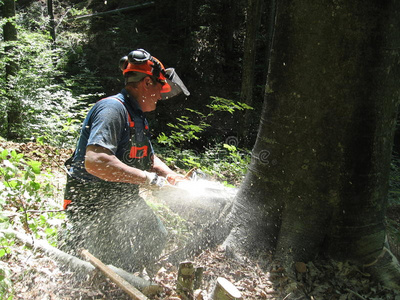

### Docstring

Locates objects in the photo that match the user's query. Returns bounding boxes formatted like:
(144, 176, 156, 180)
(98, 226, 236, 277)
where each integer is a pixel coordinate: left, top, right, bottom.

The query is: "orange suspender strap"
(99, 96, 135, 128)
(102, 97, 149, 159)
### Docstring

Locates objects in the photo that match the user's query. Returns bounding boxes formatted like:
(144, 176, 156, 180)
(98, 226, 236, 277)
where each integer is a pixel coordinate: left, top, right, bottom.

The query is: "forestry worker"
(61, 48, 190, 274)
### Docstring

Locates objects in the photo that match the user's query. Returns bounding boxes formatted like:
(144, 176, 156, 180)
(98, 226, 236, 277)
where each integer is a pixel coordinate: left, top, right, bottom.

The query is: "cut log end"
(212, 277, 242, 300)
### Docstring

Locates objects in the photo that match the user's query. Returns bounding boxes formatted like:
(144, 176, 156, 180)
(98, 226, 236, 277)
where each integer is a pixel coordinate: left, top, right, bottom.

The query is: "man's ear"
(142, 76, 152, 89)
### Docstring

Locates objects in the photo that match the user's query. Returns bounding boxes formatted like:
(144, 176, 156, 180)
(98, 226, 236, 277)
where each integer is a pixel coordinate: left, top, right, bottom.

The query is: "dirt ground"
(1, 140, 400, 299)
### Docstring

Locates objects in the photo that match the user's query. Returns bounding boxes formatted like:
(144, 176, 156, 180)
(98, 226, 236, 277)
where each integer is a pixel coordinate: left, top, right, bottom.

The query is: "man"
(62, 49, 190, 274)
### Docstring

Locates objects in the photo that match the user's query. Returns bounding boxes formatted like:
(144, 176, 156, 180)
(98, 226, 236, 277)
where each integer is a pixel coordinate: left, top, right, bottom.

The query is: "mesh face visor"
(161, 68, 190, 100)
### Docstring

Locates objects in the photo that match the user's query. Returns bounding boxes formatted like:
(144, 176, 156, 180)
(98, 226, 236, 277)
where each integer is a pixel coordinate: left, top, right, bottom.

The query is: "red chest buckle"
(129, 145, 148, 159)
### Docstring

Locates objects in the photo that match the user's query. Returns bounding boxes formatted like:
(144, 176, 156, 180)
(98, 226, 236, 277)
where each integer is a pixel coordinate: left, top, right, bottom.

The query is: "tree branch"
(68, 2, 155, 21)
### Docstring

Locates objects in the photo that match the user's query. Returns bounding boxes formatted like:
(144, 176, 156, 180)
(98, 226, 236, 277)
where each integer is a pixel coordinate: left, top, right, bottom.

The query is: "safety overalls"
(61, 94, 167, 273)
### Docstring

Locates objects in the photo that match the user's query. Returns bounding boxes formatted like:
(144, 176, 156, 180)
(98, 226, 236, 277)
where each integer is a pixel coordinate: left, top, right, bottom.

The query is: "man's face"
(138, 78, 163, 112)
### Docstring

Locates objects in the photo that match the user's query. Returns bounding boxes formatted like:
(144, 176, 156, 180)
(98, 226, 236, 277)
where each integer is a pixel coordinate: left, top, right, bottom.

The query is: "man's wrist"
(143, 171, 166, 187)
(144, 171, 156, 185)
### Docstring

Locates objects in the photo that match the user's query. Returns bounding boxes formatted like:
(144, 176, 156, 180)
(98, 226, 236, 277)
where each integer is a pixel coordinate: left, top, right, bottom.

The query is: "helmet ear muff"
(119, 56, 128, 71)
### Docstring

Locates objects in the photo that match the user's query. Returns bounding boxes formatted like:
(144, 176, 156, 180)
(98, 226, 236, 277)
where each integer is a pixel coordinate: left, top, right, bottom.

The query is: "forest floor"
(1, 140, 400, 300)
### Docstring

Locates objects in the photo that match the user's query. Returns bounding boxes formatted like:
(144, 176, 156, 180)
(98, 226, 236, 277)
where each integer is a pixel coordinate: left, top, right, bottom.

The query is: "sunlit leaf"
(27, 160, 41, 174)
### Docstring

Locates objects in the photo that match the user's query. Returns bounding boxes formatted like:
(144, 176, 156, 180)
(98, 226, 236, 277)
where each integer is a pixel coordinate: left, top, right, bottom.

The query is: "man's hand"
(166, 173, 186, 186)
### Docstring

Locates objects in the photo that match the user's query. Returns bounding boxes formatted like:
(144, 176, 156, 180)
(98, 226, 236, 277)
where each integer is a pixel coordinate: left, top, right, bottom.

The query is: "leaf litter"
(6, 242, 400, 299)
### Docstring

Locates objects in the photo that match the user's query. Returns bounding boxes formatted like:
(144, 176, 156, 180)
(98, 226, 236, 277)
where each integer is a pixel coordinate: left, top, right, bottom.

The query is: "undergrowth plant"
(157, 96, 252, 149)
(146, 200, 193, 252)
(0, 148, 64, 298)
(156, 96, 252, 185)
(0, 148, 63, 241)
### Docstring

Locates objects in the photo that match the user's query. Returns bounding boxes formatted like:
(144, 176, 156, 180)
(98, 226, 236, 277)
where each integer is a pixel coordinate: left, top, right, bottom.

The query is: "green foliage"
(0, 260, 13, 299)
(156, 141, 250, 186)
(0, 2, 98, 147)
(0, 224, 14, 298)
(157, 109, 210, 147)
(208, 96, 253, 114)
(155, 96, 252, 184)
(201, 143, 251, 184)
(0, 147, 64, 298)
(157, 96, 252, 148)
(0, 146, 65, 297)
(0, 148, 63, 239)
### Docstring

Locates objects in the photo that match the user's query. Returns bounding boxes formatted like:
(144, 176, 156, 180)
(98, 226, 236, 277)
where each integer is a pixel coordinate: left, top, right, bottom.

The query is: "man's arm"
(151, 155, 176, 177)
(85, 145, 183, 186)
(85, 145, 147, 184)
(151, 155, 187, 185)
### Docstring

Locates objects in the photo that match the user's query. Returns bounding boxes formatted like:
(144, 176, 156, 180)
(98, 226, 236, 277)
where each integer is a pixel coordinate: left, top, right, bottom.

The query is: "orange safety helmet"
(119, 49, 190, 100)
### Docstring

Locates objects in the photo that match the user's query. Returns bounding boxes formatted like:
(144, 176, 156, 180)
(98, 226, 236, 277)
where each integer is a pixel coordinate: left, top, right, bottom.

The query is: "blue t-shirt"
(69, 89, 154, 181)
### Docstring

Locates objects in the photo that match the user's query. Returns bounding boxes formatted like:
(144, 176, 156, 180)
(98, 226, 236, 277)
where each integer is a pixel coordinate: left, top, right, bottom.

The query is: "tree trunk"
(238, 0, 264, 146)
(47, 0, 56, 42)
(3, 0, 17, 78)
(225, 0, 400, 289)
(3, 0, 22, 140)
(220, 0, 237, 63)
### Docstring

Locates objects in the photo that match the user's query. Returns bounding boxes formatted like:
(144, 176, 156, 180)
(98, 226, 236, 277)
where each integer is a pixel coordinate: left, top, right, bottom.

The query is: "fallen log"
(0, 229, 158, 295)
(82, 249, 148, 300)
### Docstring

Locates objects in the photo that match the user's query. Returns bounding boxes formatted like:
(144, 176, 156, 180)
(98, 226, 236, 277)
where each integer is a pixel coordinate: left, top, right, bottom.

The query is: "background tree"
(47, 0, 56, 42)
(72, 0, 252, 144)
(2, 0, 21, 139)
(224, 0, 400, 288)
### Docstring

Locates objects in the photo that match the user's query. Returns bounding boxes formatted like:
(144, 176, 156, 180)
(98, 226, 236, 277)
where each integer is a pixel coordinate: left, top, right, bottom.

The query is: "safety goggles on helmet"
(119, 49, 190, 100)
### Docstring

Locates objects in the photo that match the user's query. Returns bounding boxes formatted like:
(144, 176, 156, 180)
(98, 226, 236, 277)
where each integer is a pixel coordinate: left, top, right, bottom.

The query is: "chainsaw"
(152, 168, 237, 222)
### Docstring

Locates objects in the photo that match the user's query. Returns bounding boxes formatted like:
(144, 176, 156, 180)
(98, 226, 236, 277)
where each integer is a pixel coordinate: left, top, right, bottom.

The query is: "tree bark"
(3, 0, 17, 78)
(238, 0, 264, 145)
(225, 0, 400, 289)
(393, 106, 400, 157)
